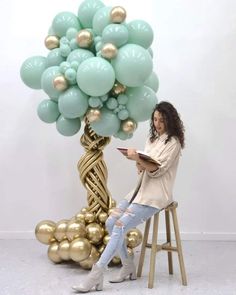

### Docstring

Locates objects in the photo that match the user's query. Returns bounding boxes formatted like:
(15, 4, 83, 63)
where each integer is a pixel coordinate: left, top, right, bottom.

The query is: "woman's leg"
(97, 203, 160, 268)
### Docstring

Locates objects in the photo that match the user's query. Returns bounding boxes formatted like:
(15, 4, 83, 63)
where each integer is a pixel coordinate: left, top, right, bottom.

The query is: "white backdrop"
(0, 0, 236, 240)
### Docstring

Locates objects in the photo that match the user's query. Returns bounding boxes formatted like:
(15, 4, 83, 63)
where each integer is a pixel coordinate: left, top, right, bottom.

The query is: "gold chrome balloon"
(75, 213, 85, 223)
(81, 207, 88, 214)
(86, 223, 104, 245)
(53, 75, 68, 91)
(111, 199, 117, 207)
(108, 207, 116, 216)
(35, 220, 56, 245)
(86, 109, 101, 123)
(48, 242, 62, 263)
(84, 212, 95, 224)
(121, 119, 137, 134)
(76, 29, 93, 48)
(111, 82, 126, 96)
(69, 237, 92, 262)
(44, 35, 60, 50)
(103, 234, 110, 245)
(66, 220, 86, 241)
(98, 212, 108, 223)
(54, 219, 69, 242)
(58, 240, 71, 261)
(110, 6, 126, 23)
(97, 244, 106, 254)
(127, 247, 134, 257)
(111, 256, 121, 265)
(101, 43, 118, 59)
(126, 228, 142, 248)
(79, 246, 100, 270)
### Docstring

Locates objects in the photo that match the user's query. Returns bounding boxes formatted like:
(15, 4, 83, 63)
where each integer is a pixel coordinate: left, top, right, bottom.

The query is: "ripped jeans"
(96, 199, 160, 268)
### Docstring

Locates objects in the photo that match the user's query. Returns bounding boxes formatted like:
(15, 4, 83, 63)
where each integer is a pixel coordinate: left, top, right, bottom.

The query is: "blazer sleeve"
(146, 139, 181, 178)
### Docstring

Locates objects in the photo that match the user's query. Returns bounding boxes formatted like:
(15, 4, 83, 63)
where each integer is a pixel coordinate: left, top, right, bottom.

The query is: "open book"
(117, 147, 159, 164)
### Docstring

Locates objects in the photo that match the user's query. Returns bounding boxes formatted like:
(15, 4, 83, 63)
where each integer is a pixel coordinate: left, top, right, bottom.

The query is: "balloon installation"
(21, 0, 159, 269)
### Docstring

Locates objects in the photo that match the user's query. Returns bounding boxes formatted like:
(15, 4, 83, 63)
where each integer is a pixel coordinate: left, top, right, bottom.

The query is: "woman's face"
(153, 111, 166, 135)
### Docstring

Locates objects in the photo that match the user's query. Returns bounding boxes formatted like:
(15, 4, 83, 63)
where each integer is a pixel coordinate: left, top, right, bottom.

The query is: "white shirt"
(124, 133, 182, 209)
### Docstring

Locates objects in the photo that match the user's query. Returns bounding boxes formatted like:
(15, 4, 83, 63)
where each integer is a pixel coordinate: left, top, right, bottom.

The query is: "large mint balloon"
(102, 24, 129, 48)
(77, 57, 115, 96)
(37, 99, 60, 123)
(126, 20, 154, 49)
(46, 49, 65, 67)
(20, 56, 47, 89)
(56, 115, 81, 136)
(114, 130, 133, 140)
(92, 6, 112, 36)
(144, 72, 159, 93)
(78, 0, 104, 28)
(41, 66, 61, 99)
(58, 86, 89, 119)
(67, 49, 94, 64)
(52, 12, 81, 37)
(126, 86, 157, 122)
(90, 108, 120, 136)
(111, 44, 153, 87)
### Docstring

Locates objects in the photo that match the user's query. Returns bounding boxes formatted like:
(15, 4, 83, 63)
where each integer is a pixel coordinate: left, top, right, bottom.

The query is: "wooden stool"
(137, 201, 187, 288)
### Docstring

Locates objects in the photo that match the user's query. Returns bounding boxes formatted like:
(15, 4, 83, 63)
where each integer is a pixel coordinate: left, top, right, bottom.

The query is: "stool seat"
(137, 201, 187, 288)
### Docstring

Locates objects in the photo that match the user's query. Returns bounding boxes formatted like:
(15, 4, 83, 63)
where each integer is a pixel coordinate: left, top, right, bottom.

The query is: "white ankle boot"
(109, 256, 137, 283)
(72, 263, 104, 293)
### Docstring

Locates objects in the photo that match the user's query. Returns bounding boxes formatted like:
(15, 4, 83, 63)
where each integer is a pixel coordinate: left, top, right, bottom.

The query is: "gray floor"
(0, 240, 236, 295)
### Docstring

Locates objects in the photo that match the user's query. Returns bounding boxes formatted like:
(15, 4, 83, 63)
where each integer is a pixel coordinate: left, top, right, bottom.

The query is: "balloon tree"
(20, 0, 159, 268)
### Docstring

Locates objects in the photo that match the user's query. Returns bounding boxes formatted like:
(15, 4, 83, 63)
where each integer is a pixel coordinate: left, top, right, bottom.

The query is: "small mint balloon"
(77, 57, 115, 96)
(46, 49, 65, 67)
(56, 115, 81, 136)
(115, 130, 133, 140)
(144, 72, 159, 93)
(20, 56, 47, 89)
(78, 0, 104, 28)
(58, 86, 88, 119)
(111, 44, 153, 87)
(88, 96, 101, 108)
(92, 6, 112, 36)
(52, 12, 81, 38)
(102, 24, 129, 48)
(126, 20, 154, 49)
(65, 68, 77, 81)
(106, 97, 118, 110)
(37, 99, 60, 123)
(126, 86, 158, 122)
(41, 66, 61, 99)
(66, 28, 78, 40)
(118, 109, 129, 120)
(117, 94, 128, 105)
(90, 108, 120, 136)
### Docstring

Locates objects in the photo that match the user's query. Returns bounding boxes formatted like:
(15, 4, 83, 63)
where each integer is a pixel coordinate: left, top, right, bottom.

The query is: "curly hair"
(149, 101, 185, 148)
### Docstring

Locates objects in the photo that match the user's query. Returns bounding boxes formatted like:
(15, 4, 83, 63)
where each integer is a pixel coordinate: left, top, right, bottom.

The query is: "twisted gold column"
(78, 122, 113, 216)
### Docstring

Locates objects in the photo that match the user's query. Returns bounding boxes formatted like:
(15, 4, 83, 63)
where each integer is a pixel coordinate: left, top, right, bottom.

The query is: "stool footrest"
(146, 242, 178, 252)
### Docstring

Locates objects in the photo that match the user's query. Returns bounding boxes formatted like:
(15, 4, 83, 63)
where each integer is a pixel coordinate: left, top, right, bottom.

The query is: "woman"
(72, 101, 185, 293)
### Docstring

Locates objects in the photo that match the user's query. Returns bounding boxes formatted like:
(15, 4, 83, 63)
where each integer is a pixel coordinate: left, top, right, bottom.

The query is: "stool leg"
(137, 218, 151, 277)
(171, 208, 187, 286)
(165, 210, 173, 274)
(148, 213, 159, 289)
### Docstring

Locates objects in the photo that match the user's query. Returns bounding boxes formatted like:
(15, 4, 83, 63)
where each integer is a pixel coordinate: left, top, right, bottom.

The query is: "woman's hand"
(126, 148, 140, 161)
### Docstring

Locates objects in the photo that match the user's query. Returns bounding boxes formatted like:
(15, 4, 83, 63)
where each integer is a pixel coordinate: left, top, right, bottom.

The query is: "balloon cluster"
(20, 0, 159, 140)
(35, 202, 142, 269)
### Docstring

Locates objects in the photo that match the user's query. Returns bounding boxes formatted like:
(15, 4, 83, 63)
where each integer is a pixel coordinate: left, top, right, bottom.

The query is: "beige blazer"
(124, 133, 182, 209)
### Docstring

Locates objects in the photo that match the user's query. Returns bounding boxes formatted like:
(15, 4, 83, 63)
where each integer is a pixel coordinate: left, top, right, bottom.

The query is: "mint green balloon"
(102, 24, 129, 48)
(37, 99, 60, 123)
(114, 130, 133, 140)
(144, 72, 159, 93)
(77, 57, 115, 96)
(52, 12, 81, 37)
(41, 66, 61, 99)
(67, 49, 94, 64)
(126, 20, 154, 49)
(90, 108, 120, 136)
(148, 47, 153, 58)
(20, 56, 47, 89)
(58, 86, 89, 119)
(56, 115, 81, 136)
(111, 44, 153, 87)
(46, 49, 65, 67)
(126, 86, 158, 122)
(78, 0, 104, 28)
(92, 6, 112, 35)
(66, 28, 78, 40)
